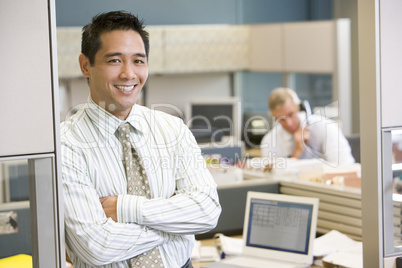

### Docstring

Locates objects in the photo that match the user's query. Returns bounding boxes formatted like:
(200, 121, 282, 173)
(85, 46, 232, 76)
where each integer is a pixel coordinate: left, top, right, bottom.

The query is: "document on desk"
(313, 229, 360, 257)
(217, 234, 243, 256)
(314, 230, 362, 268)
(322, 243, 363, 268)
(192, 240, 220, 262)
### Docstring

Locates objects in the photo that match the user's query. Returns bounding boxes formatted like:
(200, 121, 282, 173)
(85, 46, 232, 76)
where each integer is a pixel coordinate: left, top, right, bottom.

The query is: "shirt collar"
(85, 97, 149, 140)
(125, 104, 150, 135)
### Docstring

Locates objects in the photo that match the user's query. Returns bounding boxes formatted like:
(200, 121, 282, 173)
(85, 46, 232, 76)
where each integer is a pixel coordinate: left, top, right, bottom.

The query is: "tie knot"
(117, 123, 131, 142)
(118, 123, 130, 133)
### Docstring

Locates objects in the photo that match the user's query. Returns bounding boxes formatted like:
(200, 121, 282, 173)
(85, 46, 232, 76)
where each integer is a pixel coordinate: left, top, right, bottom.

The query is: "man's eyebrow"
(104, 52, 122, 58)
(135, 52, 147, 58)
(104, 52, 146, 58)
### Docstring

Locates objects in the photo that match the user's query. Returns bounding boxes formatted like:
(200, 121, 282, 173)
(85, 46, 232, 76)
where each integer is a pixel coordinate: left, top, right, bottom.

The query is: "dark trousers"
(181, 258, 193, 268)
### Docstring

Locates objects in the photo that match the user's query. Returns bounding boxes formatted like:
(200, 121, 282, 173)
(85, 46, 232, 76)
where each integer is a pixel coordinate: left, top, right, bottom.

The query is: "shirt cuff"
(117, 194, 145, 224)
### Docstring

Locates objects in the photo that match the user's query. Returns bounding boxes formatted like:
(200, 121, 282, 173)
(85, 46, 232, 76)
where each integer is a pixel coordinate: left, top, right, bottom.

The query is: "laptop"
(203, 191, 319, 268)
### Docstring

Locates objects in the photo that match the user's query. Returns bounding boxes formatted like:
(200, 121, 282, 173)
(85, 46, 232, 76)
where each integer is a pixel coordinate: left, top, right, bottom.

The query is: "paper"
(313, 230, 363, 268)
(313, 229, 360, 257)
(322, 243, 363, 268)
(191, 240, 202, 260)
(191, 241, 220, 262)
(218, 234, 243, 256)
(199, 246, 220, 262)
(0, 211, 18, 234)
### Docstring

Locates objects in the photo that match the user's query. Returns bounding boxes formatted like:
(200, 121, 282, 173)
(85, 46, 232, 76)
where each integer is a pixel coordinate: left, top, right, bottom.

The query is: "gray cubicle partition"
(196, 181, 279, 239)
(0, 0, 63, 266)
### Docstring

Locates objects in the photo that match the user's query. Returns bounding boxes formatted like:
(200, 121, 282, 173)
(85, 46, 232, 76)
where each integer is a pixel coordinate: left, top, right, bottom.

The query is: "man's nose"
(284, 116, 293, 126)
(120, 63, 136, 80)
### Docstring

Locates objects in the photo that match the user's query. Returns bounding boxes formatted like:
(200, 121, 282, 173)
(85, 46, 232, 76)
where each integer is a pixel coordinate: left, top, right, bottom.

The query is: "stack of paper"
(191, 240, 220, 262)
(218, 234, 243, 256)
(314, 230, 363, 268)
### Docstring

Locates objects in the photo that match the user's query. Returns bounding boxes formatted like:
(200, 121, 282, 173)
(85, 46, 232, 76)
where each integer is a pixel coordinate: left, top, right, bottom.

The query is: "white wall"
(145, 73, 232, 119)
(59, 73, 232, 121)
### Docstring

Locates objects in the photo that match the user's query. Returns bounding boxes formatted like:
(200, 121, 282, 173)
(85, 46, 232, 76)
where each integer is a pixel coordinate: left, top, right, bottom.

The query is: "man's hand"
(302, 125, 310, 145)
(291, 126, 310, 159)
(100, 196, 118, 222)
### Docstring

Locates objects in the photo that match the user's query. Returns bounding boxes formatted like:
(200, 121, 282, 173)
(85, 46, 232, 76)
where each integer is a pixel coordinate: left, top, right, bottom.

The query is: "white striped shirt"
(60, 98, 221, 267)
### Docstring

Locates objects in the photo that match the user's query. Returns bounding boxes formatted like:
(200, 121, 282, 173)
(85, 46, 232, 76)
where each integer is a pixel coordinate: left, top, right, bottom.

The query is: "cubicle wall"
(0, 0, 63, 266)
(280, 181, 362, 241)
(196, 181, 279, 239)
(358, 0, 402, 266)
(204, 177, 364, 242)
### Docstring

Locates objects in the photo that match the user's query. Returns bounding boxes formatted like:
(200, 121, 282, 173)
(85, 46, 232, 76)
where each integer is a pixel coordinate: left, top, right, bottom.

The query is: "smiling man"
(61, 11, 221, 268)
(79, 28, 148, 119)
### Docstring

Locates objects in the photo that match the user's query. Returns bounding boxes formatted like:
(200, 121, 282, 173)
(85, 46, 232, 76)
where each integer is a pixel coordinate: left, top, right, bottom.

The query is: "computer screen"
(246, 197, 314, 255)
(186, 97, 241, 143)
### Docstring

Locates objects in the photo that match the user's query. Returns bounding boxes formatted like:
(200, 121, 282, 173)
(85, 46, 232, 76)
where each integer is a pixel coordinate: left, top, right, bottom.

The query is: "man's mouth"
(115, 85, 135, 92)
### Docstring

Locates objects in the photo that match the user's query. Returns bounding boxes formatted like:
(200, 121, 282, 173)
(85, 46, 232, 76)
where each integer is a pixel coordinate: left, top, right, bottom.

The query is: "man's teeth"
(115, 85, 134, 91)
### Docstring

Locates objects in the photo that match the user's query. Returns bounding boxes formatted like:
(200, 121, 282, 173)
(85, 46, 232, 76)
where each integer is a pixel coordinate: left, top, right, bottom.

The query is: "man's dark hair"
(81, 10, 150, 65)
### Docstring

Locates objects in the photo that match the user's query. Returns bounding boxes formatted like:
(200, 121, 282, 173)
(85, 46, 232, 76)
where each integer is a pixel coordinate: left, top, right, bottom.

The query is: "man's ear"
(79, 53, 91, 77)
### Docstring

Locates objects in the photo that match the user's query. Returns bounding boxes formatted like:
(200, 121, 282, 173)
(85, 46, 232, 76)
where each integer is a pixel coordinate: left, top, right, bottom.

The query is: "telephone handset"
(299, 100, 312, 124)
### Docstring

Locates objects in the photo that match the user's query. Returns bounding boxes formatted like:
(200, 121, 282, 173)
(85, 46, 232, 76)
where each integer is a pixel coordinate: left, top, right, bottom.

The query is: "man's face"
(272, 98, 301, 134)
(79, 30, 148, 119)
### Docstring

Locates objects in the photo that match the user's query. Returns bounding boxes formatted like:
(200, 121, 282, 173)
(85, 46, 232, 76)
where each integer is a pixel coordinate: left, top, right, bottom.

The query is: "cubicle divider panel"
(196, 181, 279, 240)
(279, 181, 362, 241)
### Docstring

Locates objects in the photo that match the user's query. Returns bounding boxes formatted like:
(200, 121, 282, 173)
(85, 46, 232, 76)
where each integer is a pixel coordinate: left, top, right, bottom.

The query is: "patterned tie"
(117, 123, 164, 268)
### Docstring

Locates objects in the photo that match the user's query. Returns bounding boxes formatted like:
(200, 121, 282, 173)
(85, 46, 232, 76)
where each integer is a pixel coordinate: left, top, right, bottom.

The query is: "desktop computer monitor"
(185, 97, 242, 144)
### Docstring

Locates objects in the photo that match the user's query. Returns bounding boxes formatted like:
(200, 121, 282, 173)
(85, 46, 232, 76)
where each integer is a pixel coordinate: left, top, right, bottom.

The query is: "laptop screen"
(246, 197, 314, 255)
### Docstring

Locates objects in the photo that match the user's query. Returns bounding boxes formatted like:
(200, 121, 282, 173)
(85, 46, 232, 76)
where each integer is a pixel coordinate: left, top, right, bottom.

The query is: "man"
(61, 11, 221, 267)
(260, 87, 355, 165)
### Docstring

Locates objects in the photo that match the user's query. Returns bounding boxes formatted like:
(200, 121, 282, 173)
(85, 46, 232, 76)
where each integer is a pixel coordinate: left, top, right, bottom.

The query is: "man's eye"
(277, 116, 285, 122)
(134, 59, 145, 64)
(109, 59, 120, 63)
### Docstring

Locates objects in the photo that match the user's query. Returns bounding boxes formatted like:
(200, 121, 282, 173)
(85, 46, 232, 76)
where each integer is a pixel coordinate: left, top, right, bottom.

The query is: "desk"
(192, 236, 324, 268)
(205, 159, 363, 241)
(192, 236, 227, 268)
(244, 147, 262, 158)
